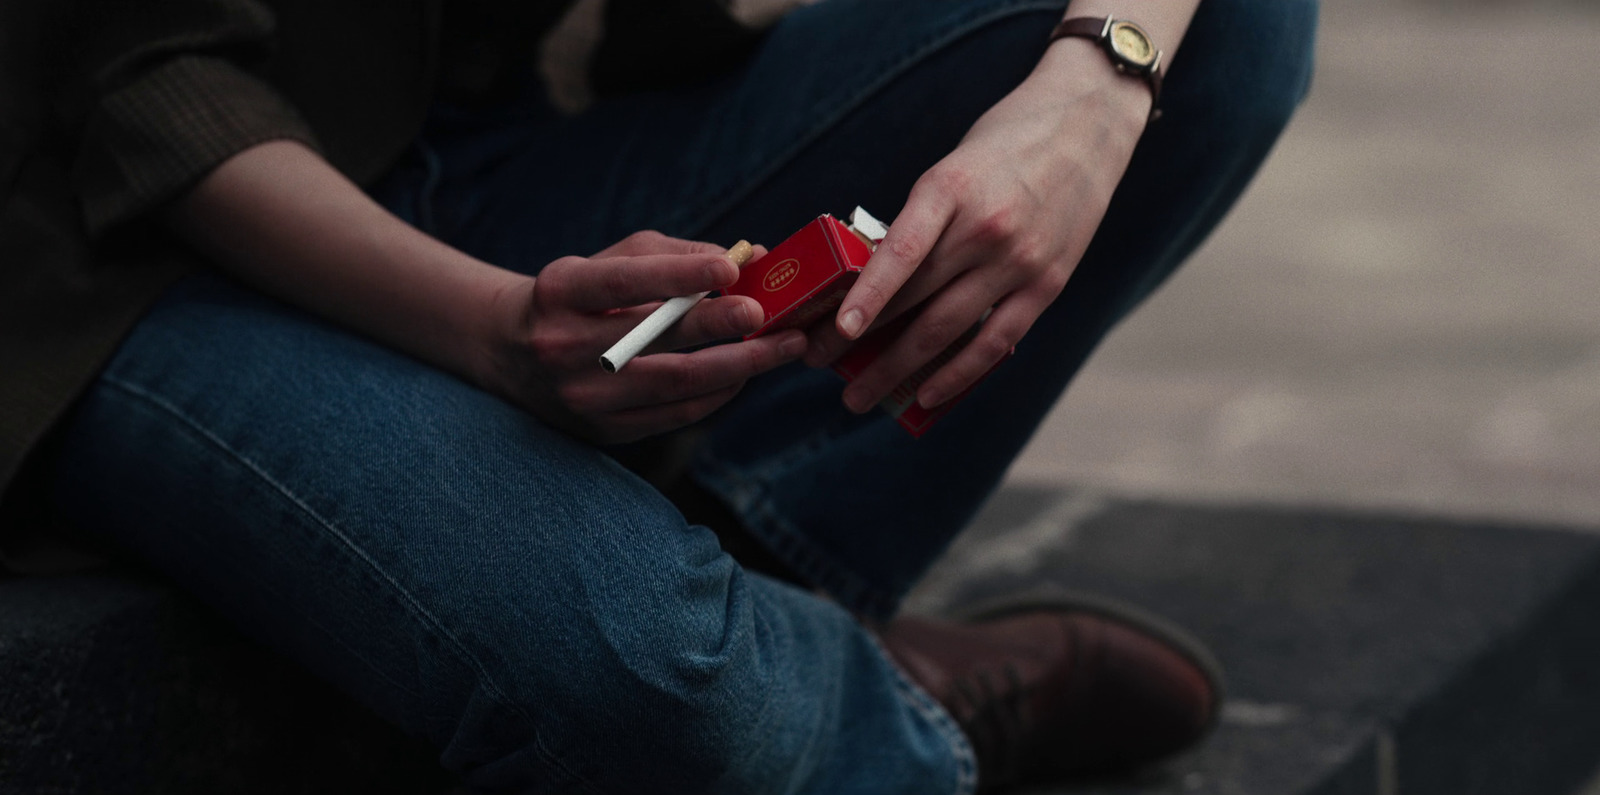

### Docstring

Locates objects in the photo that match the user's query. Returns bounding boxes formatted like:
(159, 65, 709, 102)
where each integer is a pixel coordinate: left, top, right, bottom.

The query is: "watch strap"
(1049, 16, 1164, 121)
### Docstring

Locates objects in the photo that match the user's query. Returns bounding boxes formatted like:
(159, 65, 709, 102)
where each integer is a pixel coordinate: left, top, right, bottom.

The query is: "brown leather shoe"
(878, 592, 1222, 792)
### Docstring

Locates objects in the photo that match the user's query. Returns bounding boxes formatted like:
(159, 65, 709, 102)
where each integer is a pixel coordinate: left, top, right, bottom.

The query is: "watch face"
(1108, 21, 1157, 70)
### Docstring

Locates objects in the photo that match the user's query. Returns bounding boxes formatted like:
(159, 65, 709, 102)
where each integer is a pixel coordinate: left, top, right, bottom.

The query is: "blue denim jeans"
(51, 0, 1316, 792)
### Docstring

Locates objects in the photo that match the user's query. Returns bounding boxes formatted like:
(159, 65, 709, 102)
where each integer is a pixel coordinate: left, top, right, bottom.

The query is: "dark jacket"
(0, 0, 763, 543)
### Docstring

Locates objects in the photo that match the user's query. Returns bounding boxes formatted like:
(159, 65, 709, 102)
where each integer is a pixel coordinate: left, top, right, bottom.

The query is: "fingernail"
(711, 258, 738, 285)
(839, 309, 865, 339)
(918, 388, 945, 409)
(843, 385, 872, 414)
(742, 302, 763, 330)
(780, 333, 807, 357)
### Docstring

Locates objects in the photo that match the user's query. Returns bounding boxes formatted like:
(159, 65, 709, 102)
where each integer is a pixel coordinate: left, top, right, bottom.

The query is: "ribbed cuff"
(71, 54, 320, 237)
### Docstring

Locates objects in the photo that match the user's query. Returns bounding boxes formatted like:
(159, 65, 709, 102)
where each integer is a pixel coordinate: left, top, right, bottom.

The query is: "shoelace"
(950, 663, 1030, 789)
(950, 618, 1088, 791)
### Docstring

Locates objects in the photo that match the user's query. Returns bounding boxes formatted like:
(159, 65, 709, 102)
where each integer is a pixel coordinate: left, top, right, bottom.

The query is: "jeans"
(50, 0, 1316, 792)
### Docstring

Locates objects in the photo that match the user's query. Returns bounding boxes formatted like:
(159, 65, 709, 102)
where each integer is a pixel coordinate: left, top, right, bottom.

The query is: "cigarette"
(600, 240, 755, 373)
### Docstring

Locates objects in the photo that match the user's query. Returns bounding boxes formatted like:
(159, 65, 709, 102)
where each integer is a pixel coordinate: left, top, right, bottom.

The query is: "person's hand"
(480, 230, 805, 444)
(803, 40, 1153, 413)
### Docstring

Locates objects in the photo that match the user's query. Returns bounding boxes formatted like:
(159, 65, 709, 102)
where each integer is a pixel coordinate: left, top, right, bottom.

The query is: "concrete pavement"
(1008, 2, 1600, 530)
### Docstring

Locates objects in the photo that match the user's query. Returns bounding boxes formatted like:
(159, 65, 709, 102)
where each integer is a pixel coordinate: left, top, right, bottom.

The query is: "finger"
(592, 230, 727, 258)
(597, 331, 807, 412)
(801, 319, 854, 369)
(600, 385, 744, 443)
(642, 295, 764, 353)
(837, 272, 1003, 414)
(802, 231, 973, 369)
(587, 295, 762, 372)
(546, 253, 740, 313)
(801, 249, 950, 369)
(833, 179, 957, 341)
(913, 291, 1043, 410)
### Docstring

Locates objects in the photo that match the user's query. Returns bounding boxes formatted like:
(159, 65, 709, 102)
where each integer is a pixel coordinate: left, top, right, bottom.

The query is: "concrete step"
(4, 491, 1599, 793)
(908, 488, 1600, 795)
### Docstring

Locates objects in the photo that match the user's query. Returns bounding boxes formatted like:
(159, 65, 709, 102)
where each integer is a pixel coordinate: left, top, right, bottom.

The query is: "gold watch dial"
(1108, 21, 1156, 69)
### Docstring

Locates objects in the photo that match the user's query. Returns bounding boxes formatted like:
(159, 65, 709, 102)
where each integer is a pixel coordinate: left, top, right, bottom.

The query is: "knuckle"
(538, 258, 588, 305)
(547, 255, 587, 281)
(533, 275, 569, 309)
(554, 380, 591, 409)
(1036, 263, 1071, 295)
(1008, 231, 1052, 273)
(527, 328, 561, 360)
(601, 267, 636, 303)
(667, 359, 708, 396)
(855, 280, 896, 313)
(627, 229, 665, 246)
(970, 208, 1019, 245)
(915, 315, 965, 354)
(971, 330, 1014, 363)
(748, 342, 777, 373)
(923, 163, 972, 197)
(529, 327, 583, 364)
(884, 234, 924, 266)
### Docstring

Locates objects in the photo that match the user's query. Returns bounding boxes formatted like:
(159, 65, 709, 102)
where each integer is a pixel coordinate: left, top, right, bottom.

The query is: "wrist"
(466, 267, 538, 396)
(1033, 37, 1152, 134)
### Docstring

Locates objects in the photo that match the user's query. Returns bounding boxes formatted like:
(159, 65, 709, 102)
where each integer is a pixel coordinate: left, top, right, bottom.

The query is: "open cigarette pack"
(725, 208, 1009, 438)
(725, 212, 873, 337)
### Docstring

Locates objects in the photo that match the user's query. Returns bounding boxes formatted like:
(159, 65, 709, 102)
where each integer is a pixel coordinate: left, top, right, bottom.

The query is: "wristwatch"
(1048, 15, 1164, 121)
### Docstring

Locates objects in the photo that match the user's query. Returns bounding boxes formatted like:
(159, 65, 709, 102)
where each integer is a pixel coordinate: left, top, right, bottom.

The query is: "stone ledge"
(910, 489, 1600, 795)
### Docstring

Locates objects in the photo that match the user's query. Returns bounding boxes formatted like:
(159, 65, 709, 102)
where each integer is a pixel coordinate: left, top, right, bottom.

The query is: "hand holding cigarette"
(601, 240, 755, 372)
(480, 231, 805, 445)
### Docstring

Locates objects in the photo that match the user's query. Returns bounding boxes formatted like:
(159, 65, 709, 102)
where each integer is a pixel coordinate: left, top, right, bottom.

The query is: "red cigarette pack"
(727, 213, 1006, 437)
(726, 215, 872, 337)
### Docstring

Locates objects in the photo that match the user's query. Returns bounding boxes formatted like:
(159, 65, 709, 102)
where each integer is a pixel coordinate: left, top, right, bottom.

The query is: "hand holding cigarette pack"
(724, 207, 1011, 438)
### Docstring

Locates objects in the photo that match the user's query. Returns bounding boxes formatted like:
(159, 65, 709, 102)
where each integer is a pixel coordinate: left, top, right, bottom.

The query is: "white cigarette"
(600, 240, 755, 373)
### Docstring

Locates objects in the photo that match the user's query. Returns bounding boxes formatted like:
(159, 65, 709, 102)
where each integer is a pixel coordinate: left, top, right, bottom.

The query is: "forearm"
(164, 139, 523, 385)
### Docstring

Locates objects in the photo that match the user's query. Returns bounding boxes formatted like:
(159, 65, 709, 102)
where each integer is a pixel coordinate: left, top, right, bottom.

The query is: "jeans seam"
(681, 0, 1067, 239)
(99, 372, 605, 795)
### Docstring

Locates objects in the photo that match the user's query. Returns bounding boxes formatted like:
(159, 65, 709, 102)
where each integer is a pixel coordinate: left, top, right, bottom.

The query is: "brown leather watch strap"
(1049, 16, 1164, 121)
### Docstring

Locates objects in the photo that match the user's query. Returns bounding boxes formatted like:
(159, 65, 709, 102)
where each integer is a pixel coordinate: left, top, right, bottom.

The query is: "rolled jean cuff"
(867, 632, 981, 795)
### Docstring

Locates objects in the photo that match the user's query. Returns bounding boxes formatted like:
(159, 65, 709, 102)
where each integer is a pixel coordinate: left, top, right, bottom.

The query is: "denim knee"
(463, 535, 782, 792)
(600, 572, 773, 782)
(1172, 0, 1318, 148)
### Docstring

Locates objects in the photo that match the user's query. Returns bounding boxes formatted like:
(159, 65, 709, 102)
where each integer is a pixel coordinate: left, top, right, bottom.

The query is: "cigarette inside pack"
(727, 208, 1009, 438)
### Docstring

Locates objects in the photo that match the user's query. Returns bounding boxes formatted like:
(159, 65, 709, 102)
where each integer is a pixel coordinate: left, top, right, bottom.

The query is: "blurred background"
(1008, 0, 1600, 531)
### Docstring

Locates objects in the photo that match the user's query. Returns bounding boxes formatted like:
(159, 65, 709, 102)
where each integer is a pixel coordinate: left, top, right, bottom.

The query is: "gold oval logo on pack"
(763, 259, 800, 292)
